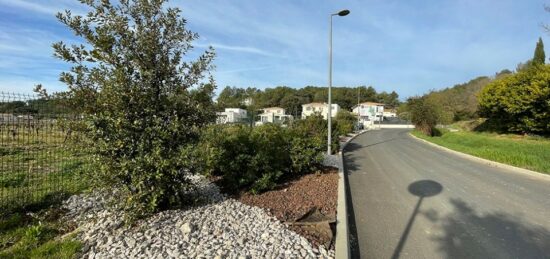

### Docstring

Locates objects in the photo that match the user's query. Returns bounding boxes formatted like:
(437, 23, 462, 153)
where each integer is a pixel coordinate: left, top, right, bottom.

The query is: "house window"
(306, 107, 311, 111)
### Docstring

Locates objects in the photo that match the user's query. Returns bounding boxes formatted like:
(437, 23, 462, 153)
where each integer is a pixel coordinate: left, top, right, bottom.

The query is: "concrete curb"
(408, 132, 550, 181)
(335, 130, 369, 259)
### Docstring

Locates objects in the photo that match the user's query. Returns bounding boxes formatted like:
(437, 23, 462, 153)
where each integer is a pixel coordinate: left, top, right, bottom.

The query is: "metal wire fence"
(0, 92, 89, 212)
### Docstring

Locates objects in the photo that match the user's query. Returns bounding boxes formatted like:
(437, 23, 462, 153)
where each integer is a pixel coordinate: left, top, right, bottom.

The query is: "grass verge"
(411, 129, 550, 174)
(0, 127, 90, 258)
(0, 208, 81, 259)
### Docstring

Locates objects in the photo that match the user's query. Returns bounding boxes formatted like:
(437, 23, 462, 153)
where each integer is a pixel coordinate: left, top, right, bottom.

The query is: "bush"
(291, 114, 340, 154)
(249, 125, 291, 192)
(288, 116, 329, 174)
(478, 65, 550, 134)
(408, 96, 440, 136)
(335, 110, 358, 135)
(193, 124, 289, 194)
(192, 117, 330, 194)
(49, 0, 217, 219)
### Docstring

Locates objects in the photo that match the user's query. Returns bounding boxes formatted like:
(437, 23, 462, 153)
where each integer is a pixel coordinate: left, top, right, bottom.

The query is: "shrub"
(193, 124, 290, 193)
(49, 0, 217, 219)
(408, 96, 440, 136)
(192, 118, 330, 194)
(288, 115, 332, 174)
(335, 110, 357, 135)
(249, 124, 291, 193)
(478, 65, 550, 134)
(291, 114, 339, 154)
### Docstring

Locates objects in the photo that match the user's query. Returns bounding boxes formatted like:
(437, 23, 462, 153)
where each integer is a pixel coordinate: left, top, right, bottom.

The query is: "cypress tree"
(533, 37, 546, 65)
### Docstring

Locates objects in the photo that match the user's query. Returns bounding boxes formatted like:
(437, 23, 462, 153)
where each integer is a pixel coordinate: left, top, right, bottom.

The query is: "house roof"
(263, 107, 284, 110)
(302, 102, 325, 107)
(302, 102, 340, 107)
(359, 102, 385, 106)
(224, 108, 246, 111)
(351, 102, 386, 110)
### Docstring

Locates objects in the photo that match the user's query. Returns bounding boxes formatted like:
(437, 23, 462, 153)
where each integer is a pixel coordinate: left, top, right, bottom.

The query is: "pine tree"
(533, 37, 546, 65)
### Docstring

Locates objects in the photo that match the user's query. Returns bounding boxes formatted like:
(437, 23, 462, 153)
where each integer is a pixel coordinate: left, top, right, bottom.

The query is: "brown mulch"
(237, 167, 339, 248)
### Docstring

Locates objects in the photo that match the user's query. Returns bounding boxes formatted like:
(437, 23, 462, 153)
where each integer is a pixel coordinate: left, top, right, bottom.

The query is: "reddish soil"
(237, 167, 339, 248)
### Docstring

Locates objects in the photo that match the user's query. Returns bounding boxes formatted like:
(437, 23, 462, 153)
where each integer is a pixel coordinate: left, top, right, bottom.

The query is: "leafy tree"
(376, 91, 400, 107)
(414, 73, 509, 123)
(396, 103, 410, 120)
(478, 65, 550, 134)
(217, 86, 247, 110)
(280, 94, 306, 117)
(312, 90, 328, 103)
(257, 86, 296, 108)
(424, 91, 454, 125)
(360, 86, 377, 102)
(215, 85, 399, 114)
(51, 0, 216, 218)
(408, 96, 440, 136)
(0, 101, 31, 114)
(533, 37, 546, 65)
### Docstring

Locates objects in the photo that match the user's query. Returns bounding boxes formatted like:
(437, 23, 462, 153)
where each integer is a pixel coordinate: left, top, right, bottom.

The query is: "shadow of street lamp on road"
(392, 180, 443, 259)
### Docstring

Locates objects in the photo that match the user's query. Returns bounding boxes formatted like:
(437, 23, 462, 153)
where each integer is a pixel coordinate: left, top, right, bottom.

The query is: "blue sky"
(0, 0, 548, 99)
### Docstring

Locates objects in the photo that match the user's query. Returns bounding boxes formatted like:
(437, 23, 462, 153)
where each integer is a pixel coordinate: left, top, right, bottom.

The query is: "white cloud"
(195, 42, 277, 57)
(0, 0, 59, 15)
(0, 0, 545, 98)
(0, 0, 86, 16)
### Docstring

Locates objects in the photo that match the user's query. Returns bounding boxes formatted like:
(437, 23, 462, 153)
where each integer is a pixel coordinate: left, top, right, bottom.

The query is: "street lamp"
(327, 9, 350, 155)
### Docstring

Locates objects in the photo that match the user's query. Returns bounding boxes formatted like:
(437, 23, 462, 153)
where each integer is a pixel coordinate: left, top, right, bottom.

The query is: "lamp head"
(337, 9, 350, 16)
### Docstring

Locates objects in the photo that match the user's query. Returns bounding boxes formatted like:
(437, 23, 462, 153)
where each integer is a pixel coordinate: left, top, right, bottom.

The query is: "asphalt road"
(343, 129, 550, 259)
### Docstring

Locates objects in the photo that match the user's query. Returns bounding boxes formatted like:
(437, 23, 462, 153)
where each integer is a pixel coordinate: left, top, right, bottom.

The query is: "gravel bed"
(239, 169, 339, 248)
(63, 174, 334, 258)
(322, 154, 341, 169)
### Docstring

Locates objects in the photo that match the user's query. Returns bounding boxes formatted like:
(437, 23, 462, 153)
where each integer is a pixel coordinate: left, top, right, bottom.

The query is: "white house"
(256, 107, 293, 125)
(383, 110, 397, 118)
(262, 107, 285, 115)
(301, 103, 340, 120)
(216, 108, 248, 124)
(352, 102, 384, 127)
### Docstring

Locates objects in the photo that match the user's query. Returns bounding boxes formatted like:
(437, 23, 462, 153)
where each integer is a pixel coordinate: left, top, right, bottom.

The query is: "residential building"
(352, 102, 384, 127)
(301, 103, 340, 120)
(383, 110, 397, 118)
(256, 107, 293, 125)
(262, 107, 285, 115)
(0, 113, 17, 124)
(216, 108, 248, 124)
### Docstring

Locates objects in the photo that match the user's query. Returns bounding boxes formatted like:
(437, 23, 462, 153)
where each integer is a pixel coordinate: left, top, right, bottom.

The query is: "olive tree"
(50, 0, 216, 218)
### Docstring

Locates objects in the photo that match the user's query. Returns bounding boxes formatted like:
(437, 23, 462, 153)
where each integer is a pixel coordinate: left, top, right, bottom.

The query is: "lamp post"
(328, 9, 350, 155)
(357, 87, 361, 129)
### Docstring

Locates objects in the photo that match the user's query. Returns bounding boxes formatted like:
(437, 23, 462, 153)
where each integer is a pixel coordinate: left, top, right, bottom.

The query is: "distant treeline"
(400, 69, 513, 124)
(405, 37, 550, 135)
(0, 98, 69, 115)
(216, 85, 400, 116)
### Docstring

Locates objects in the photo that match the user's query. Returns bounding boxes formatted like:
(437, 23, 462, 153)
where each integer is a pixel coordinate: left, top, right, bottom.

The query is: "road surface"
(343, 129, 550, 259)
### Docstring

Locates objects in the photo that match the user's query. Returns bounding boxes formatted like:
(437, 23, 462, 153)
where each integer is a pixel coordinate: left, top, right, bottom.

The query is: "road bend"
(343, 129, 550, 259)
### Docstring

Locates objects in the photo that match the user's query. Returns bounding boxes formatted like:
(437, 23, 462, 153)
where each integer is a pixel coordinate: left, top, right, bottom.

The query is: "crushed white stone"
(62, 174, 335, 258)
